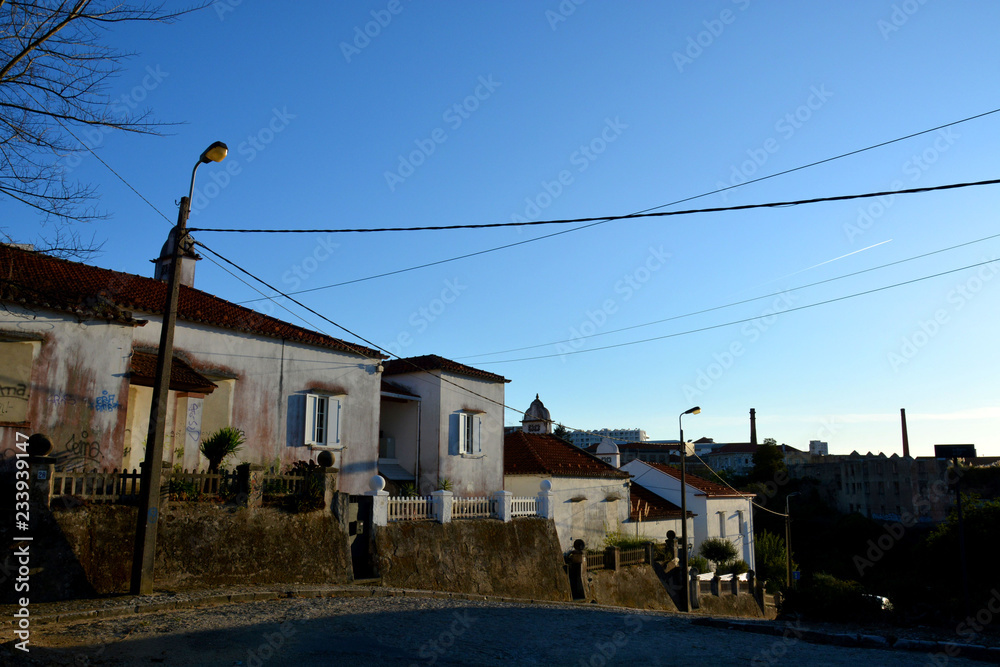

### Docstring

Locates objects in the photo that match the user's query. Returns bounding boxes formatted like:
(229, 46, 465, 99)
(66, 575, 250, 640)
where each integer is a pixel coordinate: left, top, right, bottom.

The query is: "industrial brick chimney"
(750, 408, 758, 446)
(901, 408, 910, 458)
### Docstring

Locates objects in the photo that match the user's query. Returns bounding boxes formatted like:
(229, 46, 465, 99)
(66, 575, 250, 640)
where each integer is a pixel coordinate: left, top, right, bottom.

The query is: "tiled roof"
(504, 431, 629, 479)
(630, 482, 688, 520)
(130, 351, 218, 394)
(380, 379, 420, 399)
(0, 244, 383, 358)
(383, 354, 509, 384)
(645, 461, 751, 498)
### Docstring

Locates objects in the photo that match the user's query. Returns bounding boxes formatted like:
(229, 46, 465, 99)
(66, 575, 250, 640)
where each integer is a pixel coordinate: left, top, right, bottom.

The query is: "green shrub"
(687, 555, 711, 575)
(166, 478, 199, 500)
(602, 528, 650, 550)
(200, 426, 245, 473)
(699, 537, 739, 570)
(720, 559, 750, 576)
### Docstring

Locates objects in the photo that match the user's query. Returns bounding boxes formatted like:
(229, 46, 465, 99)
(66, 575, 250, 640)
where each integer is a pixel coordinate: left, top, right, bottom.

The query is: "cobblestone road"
(7, 595, 992, 666)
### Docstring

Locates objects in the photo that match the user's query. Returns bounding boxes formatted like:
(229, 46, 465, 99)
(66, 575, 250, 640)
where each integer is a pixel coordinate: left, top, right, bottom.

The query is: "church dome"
(524, 394, 551, 422)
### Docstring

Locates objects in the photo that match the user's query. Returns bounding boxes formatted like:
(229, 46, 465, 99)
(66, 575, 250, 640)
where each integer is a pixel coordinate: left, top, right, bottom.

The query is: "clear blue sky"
(4, 1, 999, 456)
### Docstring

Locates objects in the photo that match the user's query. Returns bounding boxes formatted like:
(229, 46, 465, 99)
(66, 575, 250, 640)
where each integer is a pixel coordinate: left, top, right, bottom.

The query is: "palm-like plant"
(200, 426, 246, 473)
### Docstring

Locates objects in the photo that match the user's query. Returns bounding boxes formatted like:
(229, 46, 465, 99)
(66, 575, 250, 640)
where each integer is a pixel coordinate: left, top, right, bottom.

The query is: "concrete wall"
(505, 474, 630, 551)
(586, 565, 678, 611)
(372, 518, 571, 601)
(0, 306, 135, 470)
(0, 502, 354, 602)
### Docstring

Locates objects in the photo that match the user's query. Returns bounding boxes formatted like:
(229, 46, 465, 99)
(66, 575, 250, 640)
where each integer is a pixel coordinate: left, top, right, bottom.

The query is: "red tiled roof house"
(0, 244, 386, 493)
(622, 458, 756, 571)
(504, 430, 630, 550)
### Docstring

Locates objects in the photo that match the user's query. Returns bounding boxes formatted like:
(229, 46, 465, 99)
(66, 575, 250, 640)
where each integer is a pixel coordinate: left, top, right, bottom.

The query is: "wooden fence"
(46, 467, 307, 504)
(452, 496, 493, 519)
(387, 495, 434, 522)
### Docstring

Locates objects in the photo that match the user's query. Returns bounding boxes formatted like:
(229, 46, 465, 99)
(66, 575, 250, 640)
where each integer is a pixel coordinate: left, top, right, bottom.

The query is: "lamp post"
(678, 405, 700, 612)
(131, 141, 228, 595)
(785, 491, 800, 590)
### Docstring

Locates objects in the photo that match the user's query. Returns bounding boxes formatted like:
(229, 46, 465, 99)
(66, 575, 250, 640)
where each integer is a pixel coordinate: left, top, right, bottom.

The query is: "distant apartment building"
(585, 441, 680, 465)
(788, 452, 954, 523)
(567, 427, 648, 449)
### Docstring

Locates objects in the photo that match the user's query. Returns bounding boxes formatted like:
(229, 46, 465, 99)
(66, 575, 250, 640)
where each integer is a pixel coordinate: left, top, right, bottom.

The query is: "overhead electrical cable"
(473, 258, 1000, 365)
(191, 177, 1000, 234)
(231, 105, 1000, 303)
(457, 231, 1000, 359)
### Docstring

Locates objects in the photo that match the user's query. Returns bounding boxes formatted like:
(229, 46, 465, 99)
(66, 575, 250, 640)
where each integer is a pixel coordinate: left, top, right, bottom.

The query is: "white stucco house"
(504, 429, 631, 551)
(0, 243, 387, 493)
(379, 354, 508, 496)
(622, 459, 756, 571)
(628, 480, 693, 545)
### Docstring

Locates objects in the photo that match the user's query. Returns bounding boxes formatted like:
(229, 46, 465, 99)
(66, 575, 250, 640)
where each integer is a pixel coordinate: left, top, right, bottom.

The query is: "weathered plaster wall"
(132, 317, 382, 493)
(0, 306, 134, 470)
(0, 503, 354, 602)
(383, 371, 505, 496)
(505, 474, 630, 551)
(373, 518, 572, 601)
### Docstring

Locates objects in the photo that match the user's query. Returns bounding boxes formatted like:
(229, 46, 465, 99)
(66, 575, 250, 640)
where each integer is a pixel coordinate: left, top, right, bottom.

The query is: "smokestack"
(750, 408, 758, 446)
(901, 408, 910, 458)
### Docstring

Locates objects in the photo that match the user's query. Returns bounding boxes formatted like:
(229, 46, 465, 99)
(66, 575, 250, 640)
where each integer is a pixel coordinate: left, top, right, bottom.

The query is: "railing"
(51, 468, 141, 503)
(168, 469, 238, 497)
(619, 546, 646, 567)
(586, 550, 607, 572)
(388, 495, 434, 522)
(452, 495, 493, 519)
(510, 496, 537, 517)
(45, 467, 307, 504)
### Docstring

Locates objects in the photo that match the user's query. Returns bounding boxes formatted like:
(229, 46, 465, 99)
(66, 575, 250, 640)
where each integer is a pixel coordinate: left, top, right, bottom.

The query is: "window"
(457, 411, 481, 455)
(0, 340, 36, 423)
(718, 511, 726, 538)
(305, 393, 341, 447)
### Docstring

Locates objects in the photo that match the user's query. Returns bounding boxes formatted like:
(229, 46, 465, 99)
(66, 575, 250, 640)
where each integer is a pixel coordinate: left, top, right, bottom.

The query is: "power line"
(230, 106, 1000, 304)
(474, 257, 1000, 365)
(191, 176, 1000, 234)
(457, 231, 1000, 360)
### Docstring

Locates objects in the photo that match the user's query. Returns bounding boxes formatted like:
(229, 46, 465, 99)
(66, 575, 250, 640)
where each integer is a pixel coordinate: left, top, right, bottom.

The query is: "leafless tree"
(0, 1, 205, 258)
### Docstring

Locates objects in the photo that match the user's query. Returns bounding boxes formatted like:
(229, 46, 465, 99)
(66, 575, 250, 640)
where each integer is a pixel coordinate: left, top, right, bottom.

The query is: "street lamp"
(678, 405, 700, 612)
(131, 141, 228, 595)
(785, 491, 800, 590)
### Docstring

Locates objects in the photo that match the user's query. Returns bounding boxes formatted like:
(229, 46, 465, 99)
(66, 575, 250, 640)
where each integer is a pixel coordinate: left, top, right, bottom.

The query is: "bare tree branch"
(0, 0, 207, 258)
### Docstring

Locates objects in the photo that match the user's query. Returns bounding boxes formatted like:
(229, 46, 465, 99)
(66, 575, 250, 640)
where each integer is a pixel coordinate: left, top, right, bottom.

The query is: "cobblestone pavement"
(3, 593, 995, 666)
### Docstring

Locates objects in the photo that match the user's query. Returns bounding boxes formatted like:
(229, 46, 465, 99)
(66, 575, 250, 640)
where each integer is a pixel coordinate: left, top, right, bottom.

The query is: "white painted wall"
(132, 316, 383, 494)
(505, 474, 630, 551)
(381, 370, 505, 496)
(622, 460, 755, 571)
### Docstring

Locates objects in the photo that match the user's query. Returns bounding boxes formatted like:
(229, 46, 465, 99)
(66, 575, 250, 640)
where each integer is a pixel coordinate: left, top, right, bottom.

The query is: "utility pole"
(130, 142, 227, 594)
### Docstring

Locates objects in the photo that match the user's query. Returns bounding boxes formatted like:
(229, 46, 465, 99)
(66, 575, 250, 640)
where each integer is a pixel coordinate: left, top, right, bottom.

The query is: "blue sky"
(4, 1, 1000, 456)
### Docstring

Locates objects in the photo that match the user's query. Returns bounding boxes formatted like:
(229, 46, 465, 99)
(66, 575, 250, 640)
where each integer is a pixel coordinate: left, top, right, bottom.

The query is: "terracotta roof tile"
(645, 461, 752, 498)
(383, 354, 508, 384)
(630, 482, 688, 520)
(0, 244, 383, 358)
(130, 351, 217, 394)
(504, 431, 629, 479)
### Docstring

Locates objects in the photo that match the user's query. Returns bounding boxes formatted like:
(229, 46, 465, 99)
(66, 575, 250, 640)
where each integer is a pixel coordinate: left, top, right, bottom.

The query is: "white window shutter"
(332, 397, 342, 445)
(304, 394, 317, 445)
(475, 415, 482, 454)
